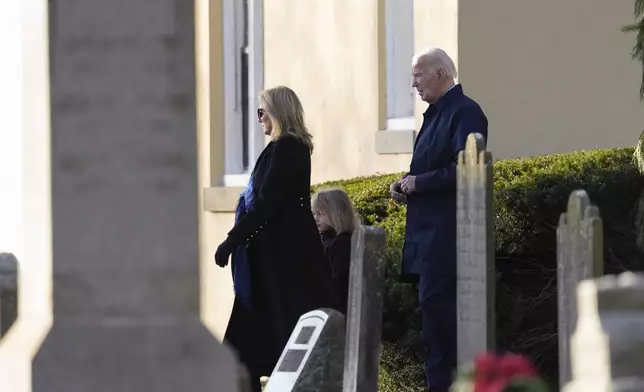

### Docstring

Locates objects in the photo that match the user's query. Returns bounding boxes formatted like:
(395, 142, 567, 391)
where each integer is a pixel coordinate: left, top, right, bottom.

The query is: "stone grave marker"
(342, 225, 386, 392)
(0, 0, 245, 390)
(264, 308, 346, 392)
(563, 272, 644, 392)
(0, 253, 18, 337)
(557, 190, 604, 388)
(456, 132, 495, 365)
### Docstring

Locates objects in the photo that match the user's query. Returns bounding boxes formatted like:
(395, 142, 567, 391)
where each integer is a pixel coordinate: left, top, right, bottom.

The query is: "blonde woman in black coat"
(214, 86, 335, 392)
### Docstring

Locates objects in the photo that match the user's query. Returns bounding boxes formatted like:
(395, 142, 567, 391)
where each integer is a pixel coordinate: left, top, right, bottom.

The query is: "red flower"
(473, 352, 539, 392)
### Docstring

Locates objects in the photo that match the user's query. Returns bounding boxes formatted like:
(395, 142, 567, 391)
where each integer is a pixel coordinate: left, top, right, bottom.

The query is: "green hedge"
(314, 147, 644, 391)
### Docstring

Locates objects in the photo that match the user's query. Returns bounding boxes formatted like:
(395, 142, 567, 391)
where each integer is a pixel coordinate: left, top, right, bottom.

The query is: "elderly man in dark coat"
(390, 48, 488, 392)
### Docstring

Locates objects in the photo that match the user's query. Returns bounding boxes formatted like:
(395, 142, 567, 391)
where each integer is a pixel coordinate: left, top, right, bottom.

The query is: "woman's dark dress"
(320, 229, 352, 315)
(223, 134, 334, 388)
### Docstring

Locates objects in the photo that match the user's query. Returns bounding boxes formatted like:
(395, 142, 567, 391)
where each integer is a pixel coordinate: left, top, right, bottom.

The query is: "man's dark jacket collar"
(423, 84, 463, 115)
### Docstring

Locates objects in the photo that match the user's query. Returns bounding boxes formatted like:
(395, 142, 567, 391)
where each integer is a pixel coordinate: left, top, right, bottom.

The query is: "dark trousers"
(419, 273, 457, 392)
(224, 298, 270, 392)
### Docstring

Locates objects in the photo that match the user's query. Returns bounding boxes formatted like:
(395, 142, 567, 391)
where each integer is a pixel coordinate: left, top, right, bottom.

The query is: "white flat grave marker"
(265, 308, 345, 392)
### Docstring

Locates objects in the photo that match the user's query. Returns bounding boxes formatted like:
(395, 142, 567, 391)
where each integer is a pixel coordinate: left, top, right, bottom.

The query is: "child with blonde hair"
(311, 188, 361, 315)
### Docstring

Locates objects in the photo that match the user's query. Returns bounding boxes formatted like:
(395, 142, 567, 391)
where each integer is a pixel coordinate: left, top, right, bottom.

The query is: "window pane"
(385, 0, 414, 119)
(241, 0, 250, 171)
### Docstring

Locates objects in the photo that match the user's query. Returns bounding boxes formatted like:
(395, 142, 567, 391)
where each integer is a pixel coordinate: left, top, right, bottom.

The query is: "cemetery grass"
(314, 146, 644, 391)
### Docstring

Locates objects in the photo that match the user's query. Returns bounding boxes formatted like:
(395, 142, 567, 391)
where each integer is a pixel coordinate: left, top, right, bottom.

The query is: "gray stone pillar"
(456, 132, 495, 365)
(564, 272, 644, 392)
(342, 225, 387, 392)
(557, 190, 604, 388)
(20, 0, 241, 390)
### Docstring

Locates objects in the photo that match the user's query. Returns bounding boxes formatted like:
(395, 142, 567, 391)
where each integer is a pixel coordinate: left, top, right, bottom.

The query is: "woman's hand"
(214, 238, 234, 267)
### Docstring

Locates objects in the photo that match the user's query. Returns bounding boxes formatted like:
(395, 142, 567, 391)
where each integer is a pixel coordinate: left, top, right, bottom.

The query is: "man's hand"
(400, 175, 417, 195)
(390, 180, 408, 204)
(214, 238, 235, 267)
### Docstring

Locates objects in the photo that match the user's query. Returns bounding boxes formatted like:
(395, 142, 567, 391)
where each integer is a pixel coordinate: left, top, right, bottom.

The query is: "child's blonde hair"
(311, 188, 361, 234)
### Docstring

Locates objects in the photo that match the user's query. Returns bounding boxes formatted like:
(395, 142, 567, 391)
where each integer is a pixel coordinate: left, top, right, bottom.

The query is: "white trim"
(386, 117, 415, 131)
(223, 174, 251, 187)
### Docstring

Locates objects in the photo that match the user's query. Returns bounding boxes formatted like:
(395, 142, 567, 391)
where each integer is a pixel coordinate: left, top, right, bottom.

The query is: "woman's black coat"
(223, 134, 335, 379)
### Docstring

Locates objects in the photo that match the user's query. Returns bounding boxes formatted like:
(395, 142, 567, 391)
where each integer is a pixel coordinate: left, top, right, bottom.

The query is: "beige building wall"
(201, 0, 413, 336)
(202, 0, 644, 336)
(450, 0, 643, 159)
(263, 0, 412, 184)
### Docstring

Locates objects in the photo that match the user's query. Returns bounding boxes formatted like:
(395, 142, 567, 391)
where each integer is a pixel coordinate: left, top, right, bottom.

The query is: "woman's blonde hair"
(311, 188, 361, 234)
(259, 86, 314, 152)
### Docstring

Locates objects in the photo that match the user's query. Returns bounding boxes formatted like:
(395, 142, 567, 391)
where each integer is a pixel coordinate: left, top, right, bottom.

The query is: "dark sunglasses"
(257, 108, 265, 120)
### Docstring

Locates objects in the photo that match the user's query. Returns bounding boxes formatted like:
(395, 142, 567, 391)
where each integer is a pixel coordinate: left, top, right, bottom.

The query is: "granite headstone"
(456, 132, 495, 365)
(17, 0, 242, 390)
(557, 190, 604, 388)
(342, 225, 386, 392)
(564, 272, 644, 392)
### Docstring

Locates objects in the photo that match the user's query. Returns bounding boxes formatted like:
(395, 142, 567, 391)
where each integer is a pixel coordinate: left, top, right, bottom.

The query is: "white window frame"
(222, 0, 264, 187)
(385, 0, 414, 131)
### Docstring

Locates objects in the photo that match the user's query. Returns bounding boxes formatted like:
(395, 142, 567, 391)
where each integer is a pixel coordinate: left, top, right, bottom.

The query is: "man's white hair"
(412, 47, 458, 80)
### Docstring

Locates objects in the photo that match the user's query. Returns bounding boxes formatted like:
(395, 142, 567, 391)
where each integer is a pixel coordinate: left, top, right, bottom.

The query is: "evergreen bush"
(315, 147, 644, 391)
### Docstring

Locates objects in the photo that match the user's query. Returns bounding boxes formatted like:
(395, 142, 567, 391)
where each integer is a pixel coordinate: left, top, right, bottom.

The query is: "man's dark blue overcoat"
(402, 84, 488, 279)
(402, 84, 488, 391)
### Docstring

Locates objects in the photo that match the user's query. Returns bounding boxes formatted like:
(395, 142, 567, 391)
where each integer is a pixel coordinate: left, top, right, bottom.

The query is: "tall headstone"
(557, 190, 604, 388)
(563, 272, 644, 392)
(264, 308, 346, 392)
(0, 254, 18, 337)
(0, 0, 243, 390)
(342, 225, 386, 392)
(456, 132, 495, 365)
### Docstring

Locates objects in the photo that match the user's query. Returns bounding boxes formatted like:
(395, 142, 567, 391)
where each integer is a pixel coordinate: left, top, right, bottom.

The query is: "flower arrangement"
(449, 352, 550, 392)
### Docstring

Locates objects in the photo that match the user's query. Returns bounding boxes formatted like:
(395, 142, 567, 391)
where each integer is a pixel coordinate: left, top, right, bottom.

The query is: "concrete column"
(1, 0, 241, 390)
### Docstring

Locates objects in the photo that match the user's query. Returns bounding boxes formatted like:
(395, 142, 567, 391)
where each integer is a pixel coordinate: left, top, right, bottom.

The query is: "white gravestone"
(564, 272, 644, 392)
(557, 190, 604, 389)
(264, 308, 345, 392)
(456, 132, 495, 365)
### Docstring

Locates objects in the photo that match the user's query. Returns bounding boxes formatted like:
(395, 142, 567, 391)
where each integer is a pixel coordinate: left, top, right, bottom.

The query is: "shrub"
(314, 147, 644, 391)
